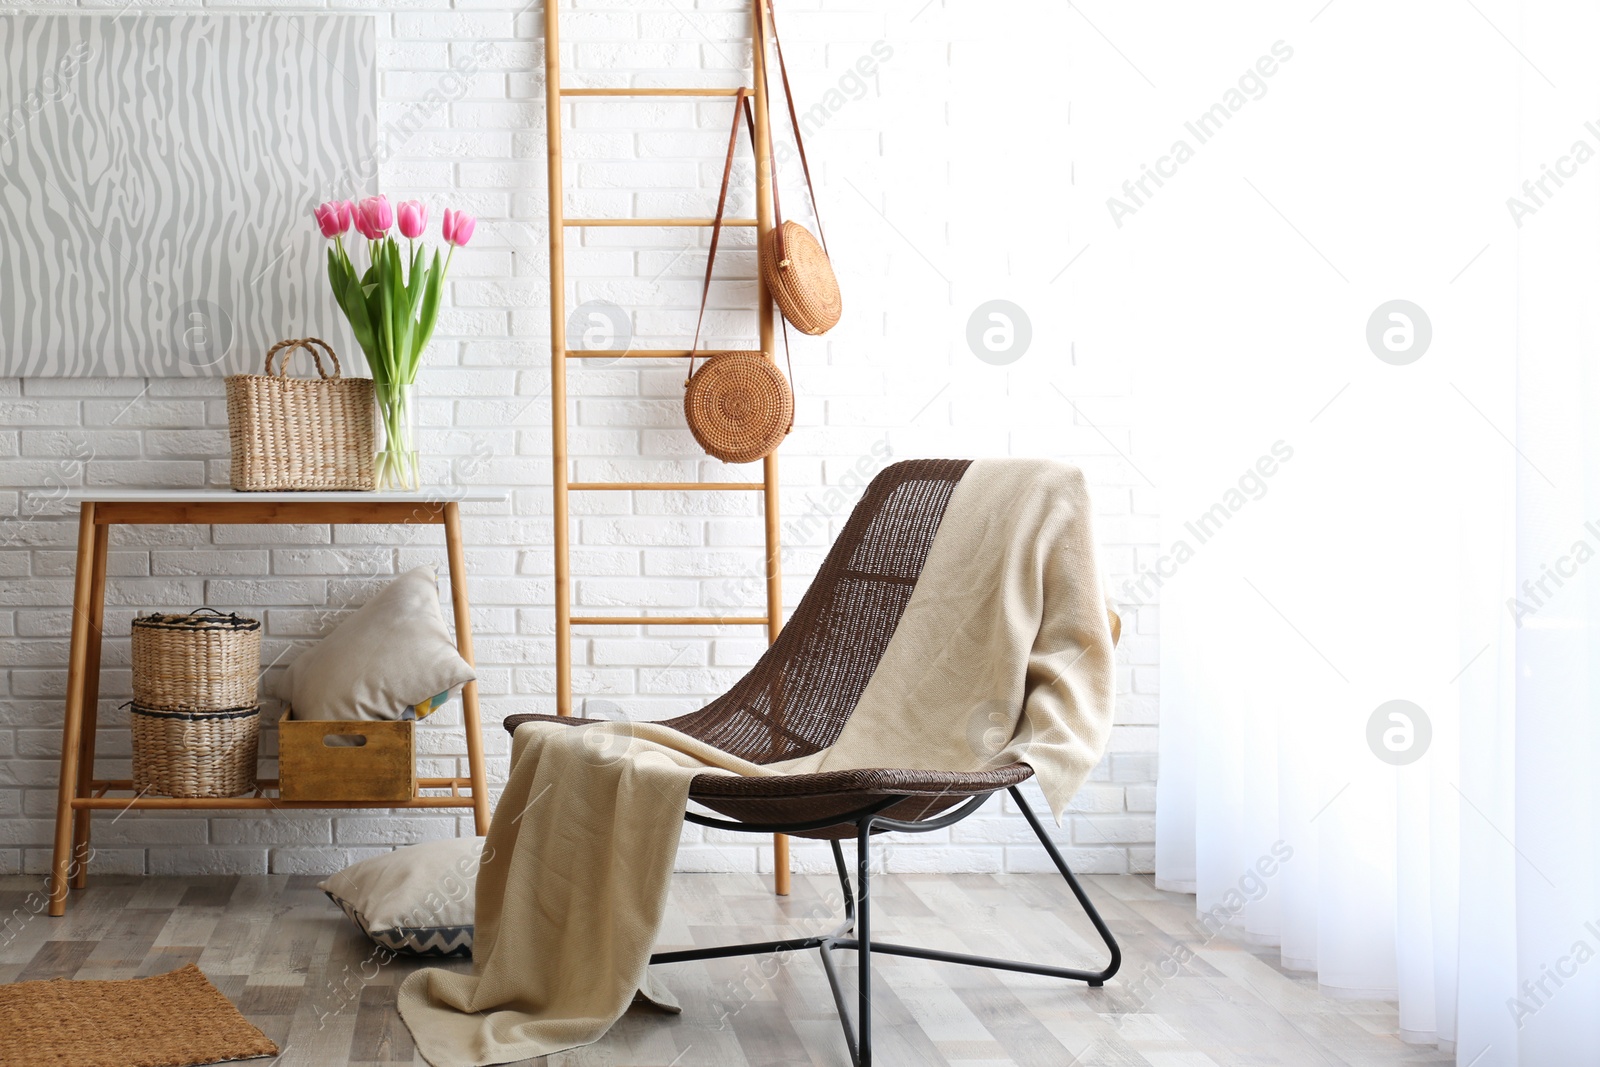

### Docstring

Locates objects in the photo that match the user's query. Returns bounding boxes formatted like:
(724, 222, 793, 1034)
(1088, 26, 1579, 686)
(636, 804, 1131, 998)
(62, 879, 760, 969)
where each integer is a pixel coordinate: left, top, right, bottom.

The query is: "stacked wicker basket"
(130, 609, 262, 797)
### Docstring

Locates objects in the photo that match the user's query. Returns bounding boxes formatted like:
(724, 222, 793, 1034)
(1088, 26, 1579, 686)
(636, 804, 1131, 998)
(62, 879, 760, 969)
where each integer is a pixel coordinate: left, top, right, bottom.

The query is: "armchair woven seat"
(504, 710, 1036, 832)
(502, 458, 1121, 1065)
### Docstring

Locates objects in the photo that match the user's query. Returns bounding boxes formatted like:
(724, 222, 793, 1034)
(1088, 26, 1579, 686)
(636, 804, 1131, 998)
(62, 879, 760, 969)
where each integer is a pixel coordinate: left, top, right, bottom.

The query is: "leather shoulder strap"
(766, 1, 828, 256)
(689, 88, 752, 383)
(745, 94, 796, 393)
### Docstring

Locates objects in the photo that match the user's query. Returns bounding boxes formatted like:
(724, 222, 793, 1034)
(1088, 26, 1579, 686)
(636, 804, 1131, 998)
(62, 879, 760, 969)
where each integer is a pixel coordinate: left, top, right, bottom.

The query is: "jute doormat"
(0, 962, 279, 1067)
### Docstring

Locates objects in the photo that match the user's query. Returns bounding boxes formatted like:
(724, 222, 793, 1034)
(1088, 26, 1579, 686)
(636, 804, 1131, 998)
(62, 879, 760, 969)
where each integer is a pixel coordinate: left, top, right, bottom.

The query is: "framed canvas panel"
(0, 15, 378, 376)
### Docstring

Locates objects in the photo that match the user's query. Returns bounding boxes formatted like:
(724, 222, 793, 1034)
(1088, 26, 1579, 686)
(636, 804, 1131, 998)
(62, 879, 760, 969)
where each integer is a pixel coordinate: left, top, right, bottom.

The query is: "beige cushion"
(319, 837, 484, 957)
(278, 565, 475, 721)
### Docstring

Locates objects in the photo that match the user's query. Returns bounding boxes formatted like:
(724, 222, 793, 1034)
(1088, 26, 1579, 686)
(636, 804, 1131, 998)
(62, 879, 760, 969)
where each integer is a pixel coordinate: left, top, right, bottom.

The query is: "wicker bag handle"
(687, 90, 795, 390)
(264, 337, 342, 380)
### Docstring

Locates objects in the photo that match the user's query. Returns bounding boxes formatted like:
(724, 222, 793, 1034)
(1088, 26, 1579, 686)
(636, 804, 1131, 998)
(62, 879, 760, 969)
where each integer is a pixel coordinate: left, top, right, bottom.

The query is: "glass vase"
(373, 381, 420, 491)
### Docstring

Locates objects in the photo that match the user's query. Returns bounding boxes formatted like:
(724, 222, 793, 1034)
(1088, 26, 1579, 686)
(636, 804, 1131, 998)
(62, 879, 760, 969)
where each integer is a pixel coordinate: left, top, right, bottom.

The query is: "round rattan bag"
(756, 6, 842, 336)
(761, 221, 841, 336)
(684, 351, 794, 465)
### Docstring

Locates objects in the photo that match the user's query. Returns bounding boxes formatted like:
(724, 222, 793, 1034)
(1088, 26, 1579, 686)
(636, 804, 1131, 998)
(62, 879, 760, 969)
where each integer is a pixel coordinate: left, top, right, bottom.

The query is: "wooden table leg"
(443, 502, 490, 835)
(49, 503, 97, 916)
(70, 522, 110, 890)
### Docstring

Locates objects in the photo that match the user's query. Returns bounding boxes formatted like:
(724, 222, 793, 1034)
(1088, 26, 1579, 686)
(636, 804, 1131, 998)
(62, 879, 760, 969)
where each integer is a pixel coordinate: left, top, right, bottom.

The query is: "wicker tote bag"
(684, 88, 795, 466)
(757, 1, 842, 336)
(225, 337, 375, 491)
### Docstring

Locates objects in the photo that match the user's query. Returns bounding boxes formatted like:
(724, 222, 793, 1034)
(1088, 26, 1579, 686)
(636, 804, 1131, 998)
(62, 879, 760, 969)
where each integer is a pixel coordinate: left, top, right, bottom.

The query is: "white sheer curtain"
(1069, 1, 1600, 1061)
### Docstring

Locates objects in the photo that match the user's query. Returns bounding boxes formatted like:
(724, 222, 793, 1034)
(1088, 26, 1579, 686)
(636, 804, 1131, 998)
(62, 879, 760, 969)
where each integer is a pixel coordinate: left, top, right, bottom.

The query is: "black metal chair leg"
(653, 790, 1120, 1066)
(817, 934, 860, 1065)
(812, 827, 871, 1066)
(831, 838, 855, 929)
(1008, 785, 1122, 985)
(856, 818, 874, 1066)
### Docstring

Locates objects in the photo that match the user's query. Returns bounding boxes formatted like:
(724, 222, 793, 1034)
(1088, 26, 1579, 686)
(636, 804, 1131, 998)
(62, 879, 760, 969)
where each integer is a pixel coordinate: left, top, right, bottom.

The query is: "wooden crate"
(278, 717, 416, 803)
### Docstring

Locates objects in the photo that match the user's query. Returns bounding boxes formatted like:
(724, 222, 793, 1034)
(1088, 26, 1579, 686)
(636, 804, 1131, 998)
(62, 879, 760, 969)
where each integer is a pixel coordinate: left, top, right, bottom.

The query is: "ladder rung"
(564, 218, 758, 228)
(565, 349, 724, 360)
(561, 88, 752, 97)
(568, 482, 765, 491)
(571, 616, 771, 626)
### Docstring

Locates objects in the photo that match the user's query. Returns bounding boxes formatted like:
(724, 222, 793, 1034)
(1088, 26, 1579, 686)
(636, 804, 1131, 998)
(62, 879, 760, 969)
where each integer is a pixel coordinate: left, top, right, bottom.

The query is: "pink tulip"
(443, 208, 476, 248)
(396, 200, 427, 240)
(357, 195, 393, 239)
(338, 200, 356, 233)
(313, 200, 349, 238)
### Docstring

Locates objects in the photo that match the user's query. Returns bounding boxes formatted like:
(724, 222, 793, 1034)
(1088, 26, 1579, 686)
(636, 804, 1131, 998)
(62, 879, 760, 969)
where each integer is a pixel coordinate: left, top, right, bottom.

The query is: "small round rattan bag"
(758, 2, 841, 335)
(684, 351, 794, 465)
(684, 89, 794, 465)
(762, 221, 840, 336)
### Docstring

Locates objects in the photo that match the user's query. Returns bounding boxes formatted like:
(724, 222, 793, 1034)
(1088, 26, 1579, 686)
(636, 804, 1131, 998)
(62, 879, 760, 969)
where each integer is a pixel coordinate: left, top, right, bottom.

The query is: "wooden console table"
(47, 489, 507, 916)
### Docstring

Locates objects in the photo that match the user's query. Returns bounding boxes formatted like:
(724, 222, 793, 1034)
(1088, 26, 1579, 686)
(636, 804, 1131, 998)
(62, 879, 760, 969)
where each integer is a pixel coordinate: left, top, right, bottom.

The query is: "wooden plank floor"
(0, 872, 1451, 1066)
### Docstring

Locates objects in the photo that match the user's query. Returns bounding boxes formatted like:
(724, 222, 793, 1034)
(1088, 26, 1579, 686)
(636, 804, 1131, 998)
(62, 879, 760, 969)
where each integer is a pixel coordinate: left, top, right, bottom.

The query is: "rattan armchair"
(504, 458, 1121, 1066)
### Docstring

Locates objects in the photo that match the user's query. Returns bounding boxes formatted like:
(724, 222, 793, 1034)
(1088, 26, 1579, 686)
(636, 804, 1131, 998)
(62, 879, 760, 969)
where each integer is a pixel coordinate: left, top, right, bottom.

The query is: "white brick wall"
(0, 1, 1158, 878)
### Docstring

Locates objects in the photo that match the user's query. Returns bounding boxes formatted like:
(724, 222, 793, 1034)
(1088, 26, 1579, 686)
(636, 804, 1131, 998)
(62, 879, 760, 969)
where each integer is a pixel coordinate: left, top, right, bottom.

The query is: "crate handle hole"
(323, 735, 368, 748)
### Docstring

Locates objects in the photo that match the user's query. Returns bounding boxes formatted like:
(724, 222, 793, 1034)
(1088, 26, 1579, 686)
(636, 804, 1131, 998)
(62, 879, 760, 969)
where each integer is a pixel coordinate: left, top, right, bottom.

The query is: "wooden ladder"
(543, 0, 791, 895)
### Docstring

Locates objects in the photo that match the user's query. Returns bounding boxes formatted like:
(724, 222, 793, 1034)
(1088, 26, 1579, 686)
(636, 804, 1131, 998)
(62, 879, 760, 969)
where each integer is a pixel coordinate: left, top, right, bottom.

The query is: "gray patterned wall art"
(0, 15, 377, 377)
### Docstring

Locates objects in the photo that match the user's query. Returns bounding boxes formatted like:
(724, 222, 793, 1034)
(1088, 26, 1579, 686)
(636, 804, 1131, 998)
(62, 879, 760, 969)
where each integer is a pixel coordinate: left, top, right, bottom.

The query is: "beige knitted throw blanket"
(398, 459, 1116, 1066)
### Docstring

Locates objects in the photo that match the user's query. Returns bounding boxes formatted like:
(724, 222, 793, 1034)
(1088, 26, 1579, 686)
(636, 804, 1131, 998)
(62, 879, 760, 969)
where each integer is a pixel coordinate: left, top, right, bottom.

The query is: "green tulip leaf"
(416, 250, 445, 357)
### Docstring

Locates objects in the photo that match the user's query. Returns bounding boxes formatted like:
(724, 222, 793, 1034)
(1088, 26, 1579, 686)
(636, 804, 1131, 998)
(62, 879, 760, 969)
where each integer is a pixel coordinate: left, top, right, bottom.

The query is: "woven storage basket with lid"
(131, 704, 261, 798)
(130, 608, 262, 797)
(225, 337, 375, 491)
(132, 608, 261, 710)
